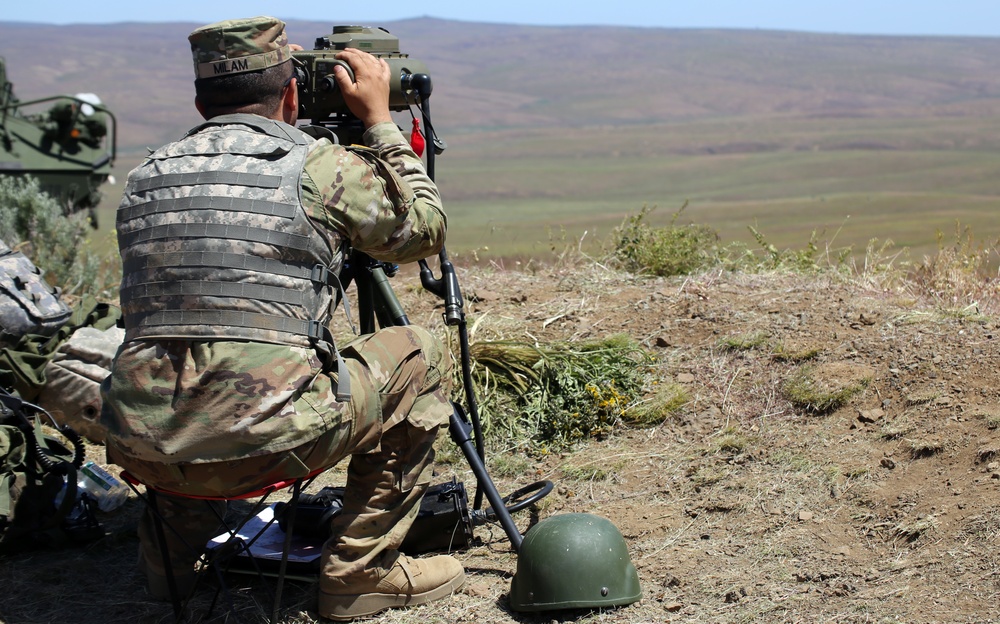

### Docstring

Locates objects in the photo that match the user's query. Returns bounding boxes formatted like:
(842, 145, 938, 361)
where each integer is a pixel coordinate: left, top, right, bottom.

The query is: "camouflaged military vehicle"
(0, 56, 116, 226)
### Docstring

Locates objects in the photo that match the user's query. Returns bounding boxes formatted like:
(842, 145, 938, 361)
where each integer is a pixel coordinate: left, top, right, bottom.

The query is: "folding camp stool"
(121, 469, 322, 624)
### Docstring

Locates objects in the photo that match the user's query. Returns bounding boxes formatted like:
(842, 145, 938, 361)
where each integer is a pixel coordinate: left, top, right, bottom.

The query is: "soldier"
(99, 16, 464, 621)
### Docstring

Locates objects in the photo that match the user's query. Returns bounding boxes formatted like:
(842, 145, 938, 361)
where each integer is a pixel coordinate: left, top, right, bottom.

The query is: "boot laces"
(396, 556, 416, 588)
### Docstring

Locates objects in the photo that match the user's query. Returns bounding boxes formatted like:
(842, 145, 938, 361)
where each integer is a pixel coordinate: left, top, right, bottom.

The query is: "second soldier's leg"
(137, 492, 226, 601)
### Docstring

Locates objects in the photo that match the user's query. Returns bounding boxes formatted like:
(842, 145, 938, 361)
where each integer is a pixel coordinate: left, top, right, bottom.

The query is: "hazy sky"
(5, 0, 1000, 37)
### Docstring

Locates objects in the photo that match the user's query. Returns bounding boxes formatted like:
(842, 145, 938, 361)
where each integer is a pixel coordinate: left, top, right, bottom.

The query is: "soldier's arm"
(303, 47, 446, 263)
(302, 134, 446, 264)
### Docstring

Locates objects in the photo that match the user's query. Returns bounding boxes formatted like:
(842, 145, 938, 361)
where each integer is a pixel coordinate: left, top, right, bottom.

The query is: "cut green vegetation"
(469, 333, 658, 449)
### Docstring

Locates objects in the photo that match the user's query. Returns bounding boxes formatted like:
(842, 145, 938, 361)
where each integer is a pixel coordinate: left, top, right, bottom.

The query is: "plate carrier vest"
(116, 114, 350, 398)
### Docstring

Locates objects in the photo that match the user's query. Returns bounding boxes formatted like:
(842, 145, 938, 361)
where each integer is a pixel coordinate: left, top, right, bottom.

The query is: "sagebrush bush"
(0, 175, 118, 299)
(610, 204, 721, 277)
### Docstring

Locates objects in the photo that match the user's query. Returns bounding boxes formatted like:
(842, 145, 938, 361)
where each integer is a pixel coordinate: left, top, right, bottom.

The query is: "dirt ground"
(431, 260, 1000, 624)
(2, 260, 999, 624)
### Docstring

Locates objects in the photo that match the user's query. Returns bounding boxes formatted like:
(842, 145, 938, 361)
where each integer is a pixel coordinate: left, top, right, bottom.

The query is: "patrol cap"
(189, 16, 290, 79)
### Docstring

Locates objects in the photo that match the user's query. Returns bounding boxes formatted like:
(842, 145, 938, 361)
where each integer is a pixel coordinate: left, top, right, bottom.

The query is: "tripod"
(338, 249, 552, 552)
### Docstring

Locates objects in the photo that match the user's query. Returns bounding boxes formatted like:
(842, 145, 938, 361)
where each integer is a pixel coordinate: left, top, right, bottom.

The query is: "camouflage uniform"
(100, 15, 452, 593)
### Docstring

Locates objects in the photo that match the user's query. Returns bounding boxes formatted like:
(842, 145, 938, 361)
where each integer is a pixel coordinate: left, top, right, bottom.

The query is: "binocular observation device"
(292, 25, 431, 122)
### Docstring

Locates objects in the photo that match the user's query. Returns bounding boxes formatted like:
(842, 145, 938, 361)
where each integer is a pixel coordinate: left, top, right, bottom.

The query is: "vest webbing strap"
(118, 222, 313, 251)
(334, 351, 351, 402)
(127, 309, 322, 338)
(119, 196, 298, 223)
(122, 252, 338, 285)
(120, 280, 304, 306)
(132, 171, 280, 193)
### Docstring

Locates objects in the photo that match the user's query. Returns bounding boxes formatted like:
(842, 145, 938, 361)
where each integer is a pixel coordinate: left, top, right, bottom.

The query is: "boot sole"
(319, 570, 466, 621)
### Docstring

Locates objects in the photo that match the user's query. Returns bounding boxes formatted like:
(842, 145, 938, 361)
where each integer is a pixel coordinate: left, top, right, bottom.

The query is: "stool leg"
(271, 478, 302, 624)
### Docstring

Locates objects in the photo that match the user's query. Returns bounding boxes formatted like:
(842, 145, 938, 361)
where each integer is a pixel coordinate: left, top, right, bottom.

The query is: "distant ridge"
(3, 18, 1000, 151)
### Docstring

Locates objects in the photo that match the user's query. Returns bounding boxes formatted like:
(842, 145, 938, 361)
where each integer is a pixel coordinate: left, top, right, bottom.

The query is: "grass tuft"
(893, 515, 939, 543)
(782, 364, 872, 414)
(561, 464, 612, 482)
(906, 438, 945, 459)
(770, 342, 822, 362)
(609, 203, 721, 277)
(715, 431, 751, 455)
(717, 331, 770, 352)
(984, 414, 1000, 431)
(623, 383, 688, 427)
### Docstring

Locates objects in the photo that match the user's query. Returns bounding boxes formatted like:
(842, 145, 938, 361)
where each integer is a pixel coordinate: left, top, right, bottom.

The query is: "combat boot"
(319, 550, 465, 620)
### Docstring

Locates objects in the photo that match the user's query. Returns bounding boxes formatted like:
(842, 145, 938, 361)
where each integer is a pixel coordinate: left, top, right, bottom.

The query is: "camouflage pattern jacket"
(101, 117, 446, 465)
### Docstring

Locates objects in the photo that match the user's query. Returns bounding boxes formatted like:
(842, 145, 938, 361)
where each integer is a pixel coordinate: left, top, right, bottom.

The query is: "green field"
(93, 112, 1000, 267)
(426, 116, 1000, 263)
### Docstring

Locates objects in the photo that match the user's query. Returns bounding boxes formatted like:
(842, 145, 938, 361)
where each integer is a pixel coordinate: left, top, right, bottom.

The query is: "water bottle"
(76, 461, 129, 512)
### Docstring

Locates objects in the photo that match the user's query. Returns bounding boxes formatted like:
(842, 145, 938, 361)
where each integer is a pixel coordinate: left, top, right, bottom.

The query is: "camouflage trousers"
(117, 325, 453, 584)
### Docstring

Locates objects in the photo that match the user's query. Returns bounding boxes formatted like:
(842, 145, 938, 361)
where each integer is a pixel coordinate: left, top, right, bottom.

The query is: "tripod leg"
(448, 403, 523, 552)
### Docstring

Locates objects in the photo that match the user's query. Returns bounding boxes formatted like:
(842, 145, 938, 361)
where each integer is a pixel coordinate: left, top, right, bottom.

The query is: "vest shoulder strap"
(186, 114, 312, 146)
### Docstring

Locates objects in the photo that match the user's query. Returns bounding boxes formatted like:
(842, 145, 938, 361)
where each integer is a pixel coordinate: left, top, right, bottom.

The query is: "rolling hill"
(2, 18, 1000, 259)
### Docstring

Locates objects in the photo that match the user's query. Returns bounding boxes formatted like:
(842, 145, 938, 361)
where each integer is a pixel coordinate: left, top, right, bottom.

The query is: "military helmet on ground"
(509, 512, 641, 612)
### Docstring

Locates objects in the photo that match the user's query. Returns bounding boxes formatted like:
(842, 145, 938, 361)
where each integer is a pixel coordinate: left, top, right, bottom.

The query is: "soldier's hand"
(334, 48, 393, 129)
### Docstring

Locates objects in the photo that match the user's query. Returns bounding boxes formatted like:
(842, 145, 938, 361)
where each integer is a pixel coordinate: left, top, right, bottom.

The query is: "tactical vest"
(0, 240, 73, 345)
(116, 114, 349, 396)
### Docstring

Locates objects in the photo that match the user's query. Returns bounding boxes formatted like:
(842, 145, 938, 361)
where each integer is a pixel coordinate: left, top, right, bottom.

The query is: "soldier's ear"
(194, 97, 209, 120)
(280, 77, 298, 125)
